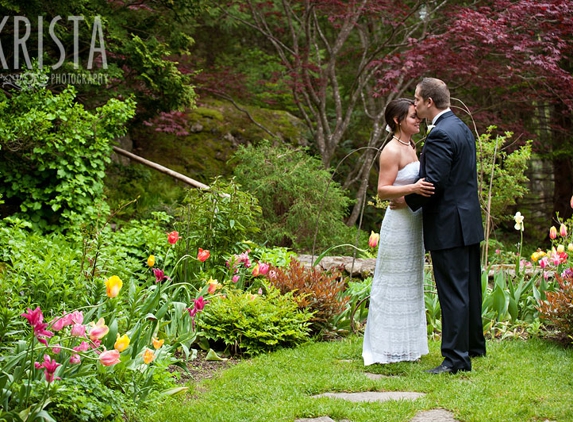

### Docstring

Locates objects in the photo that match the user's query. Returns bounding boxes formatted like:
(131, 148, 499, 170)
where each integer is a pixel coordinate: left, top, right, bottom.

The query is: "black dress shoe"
(425, 364, 469, 374)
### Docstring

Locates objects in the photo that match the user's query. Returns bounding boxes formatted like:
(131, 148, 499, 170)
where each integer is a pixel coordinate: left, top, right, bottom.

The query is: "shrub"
(537, 270, 573, 343)
(231, 141, 353, 253)
(196, 285, 313, 356)
(267, 259, 349, 336)
(0, 81, 136, 231)
(171, 178, 262, 287)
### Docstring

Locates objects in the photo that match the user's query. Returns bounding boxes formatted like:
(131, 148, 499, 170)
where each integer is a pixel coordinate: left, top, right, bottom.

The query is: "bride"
(362, 98, 434, 365)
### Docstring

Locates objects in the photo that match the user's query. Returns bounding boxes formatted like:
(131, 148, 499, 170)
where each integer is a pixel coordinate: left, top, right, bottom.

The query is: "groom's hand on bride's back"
(389, 197, 407, 210)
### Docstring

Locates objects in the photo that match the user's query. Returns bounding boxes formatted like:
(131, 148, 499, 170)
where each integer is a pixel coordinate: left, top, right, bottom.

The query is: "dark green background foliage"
(232, 141, 355, 253)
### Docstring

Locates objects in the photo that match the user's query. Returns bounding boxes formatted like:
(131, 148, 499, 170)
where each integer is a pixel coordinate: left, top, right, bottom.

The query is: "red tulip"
(197, 248, 210, 262)
(167, 231, 179, 245)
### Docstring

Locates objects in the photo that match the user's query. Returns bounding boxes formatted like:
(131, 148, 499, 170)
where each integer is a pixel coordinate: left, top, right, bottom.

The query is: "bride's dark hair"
(384, 98, 414, 134)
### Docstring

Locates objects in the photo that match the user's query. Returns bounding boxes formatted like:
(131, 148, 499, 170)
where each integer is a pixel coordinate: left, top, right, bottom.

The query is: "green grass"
(141, 336, 573, 422)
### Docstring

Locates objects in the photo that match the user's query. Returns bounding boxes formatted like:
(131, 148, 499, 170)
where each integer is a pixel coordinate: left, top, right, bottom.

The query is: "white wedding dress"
(362, 161, 429, 365)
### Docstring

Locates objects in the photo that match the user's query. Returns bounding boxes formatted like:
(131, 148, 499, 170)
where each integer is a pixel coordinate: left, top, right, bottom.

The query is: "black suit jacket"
(405, 111, 484, 251)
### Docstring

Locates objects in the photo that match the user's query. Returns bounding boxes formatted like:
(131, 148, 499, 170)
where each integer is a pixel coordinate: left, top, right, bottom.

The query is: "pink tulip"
(89, 318, 109, 341)
(560, 224, 567, 237)
(69, 311, 84, 325)
(74, 341, 90, 352)
(549, 226, 557, 240)
(232, 275, 240, 283)
(70, 324, 86, 337)
(35, 354, 60, 383)
(22, 307, 53, 346)
(258, 262, 270, 276)
(152, 268, 171, 283)
(22, 306, 44, 327)
(70, 354, 81, 364)
(99, 349, 121, 367)
(539, 257, 548, 269)
(51, 315, 68, 331)
(570, 195, 573, 209)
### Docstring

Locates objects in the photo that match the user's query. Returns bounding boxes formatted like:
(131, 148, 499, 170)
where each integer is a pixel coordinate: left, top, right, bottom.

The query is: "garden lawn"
(141, 336, 573, 422)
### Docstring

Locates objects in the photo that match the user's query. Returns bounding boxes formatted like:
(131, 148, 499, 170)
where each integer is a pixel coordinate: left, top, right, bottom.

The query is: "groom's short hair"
(417, 78, 450, 109)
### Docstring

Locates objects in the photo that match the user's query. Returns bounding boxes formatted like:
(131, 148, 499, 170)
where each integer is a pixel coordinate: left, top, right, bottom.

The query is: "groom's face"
(414, 87, 430, 119)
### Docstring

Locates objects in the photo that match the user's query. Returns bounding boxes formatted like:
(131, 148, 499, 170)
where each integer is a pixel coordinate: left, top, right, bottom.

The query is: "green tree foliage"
(0, 0, 202, 116)
(232, 141, 354, 253)
(0, 82, 136, 230)
(477, 127, 532, 236)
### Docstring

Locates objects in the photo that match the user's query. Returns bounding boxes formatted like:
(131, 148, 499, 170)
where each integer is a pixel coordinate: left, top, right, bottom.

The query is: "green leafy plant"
(196, 285, 312, 356)
(0, 78, 136, 231)
(477, 126, 532, 264)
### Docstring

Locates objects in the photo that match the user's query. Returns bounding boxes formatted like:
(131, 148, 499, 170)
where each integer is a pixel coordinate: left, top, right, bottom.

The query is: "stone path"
(294, 372, 459, 422)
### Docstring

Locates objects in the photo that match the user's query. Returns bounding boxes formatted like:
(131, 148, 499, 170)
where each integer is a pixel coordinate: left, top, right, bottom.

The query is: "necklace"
(392, 136, 411, 147)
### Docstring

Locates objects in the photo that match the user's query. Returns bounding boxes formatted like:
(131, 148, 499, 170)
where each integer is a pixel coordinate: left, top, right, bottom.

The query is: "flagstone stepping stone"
(313, 391, 425, 402)
(295, 391, 460, 422)
(410, 409, 459, 421)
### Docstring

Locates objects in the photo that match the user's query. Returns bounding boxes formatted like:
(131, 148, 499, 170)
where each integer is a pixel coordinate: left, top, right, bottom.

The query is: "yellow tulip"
(568, 243, 573, 252)
(557, 244, 565, 253)
(114, 334, 130, 352)
(147, 255, 155, 267)
(105, 275, 123, 298)
(152, 337, 164, 350)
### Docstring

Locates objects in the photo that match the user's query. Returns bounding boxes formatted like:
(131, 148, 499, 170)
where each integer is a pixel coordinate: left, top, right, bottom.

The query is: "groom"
(405, 77, 486, 374)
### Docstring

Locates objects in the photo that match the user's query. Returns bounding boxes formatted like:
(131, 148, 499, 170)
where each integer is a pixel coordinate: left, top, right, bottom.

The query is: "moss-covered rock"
(131, 97, 308, 185)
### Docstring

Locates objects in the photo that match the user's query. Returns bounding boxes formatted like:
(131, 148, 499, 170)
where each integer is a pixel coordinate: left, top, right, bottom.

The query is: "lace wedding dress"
(362, 161, 429, 365)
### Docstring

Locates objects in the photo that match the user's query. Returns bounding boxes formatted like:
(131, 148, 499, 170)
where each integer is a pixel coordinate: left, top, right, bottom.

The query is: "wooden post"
(112, 146, 210, 190)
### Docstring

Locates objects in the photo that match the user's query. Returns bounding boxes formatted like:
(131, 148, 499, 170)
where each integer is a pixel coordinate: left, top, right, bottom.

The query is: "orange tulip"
(152, 337, 164, 350)
(143, 348, 155, 364)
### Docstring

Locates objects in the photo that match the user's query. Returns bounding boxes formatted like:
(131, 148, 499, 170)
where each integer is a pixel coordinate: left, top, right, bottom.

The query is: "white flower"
(514, 211, 524, 231)
(427, 124, 436, 134)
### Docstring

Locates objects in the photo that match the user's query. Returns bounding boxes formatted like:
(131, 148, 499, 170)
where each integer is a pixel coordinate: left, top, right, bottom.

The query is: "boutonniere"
(427, 124, 436, 134)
